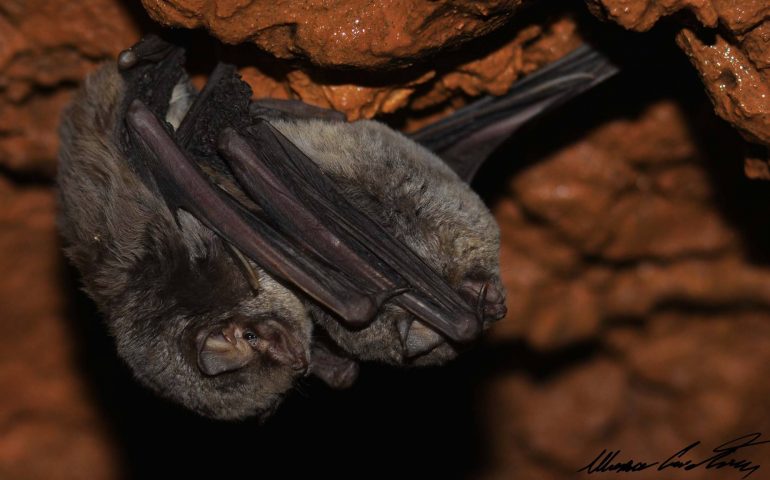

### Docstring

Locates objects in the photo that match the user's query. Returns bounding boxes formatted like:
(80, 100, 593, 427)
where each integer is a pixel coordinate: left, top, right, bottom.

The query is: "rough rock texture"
(224, 9, 584, 123)
(677, 29, 770, 143)
(140, 0, 586, 124)
(236, 13, 581, 123)
(0, 178, 119, 480)
(497, 76, 770, 349)
(484, 313, 770, 480)
(586, 0, 770, 33)
(0, 0, 141, 176)
(588, 0, 770, 176)
(140, 0, 523, 68)
(0, 1, 581, 174)
(493, 99, 770, 348)
(479, 64, 770, 477)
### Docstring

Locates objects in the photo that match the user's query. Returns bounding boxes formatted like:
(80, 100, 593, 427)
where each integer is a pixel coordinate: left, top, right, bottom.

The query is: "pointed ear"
(197, 325, 254, 376)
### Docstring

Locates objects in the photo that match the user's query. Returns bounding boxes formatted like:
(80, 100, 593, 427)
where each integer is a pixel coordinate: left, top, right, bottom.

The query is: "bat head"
(110, 230, 313, 421)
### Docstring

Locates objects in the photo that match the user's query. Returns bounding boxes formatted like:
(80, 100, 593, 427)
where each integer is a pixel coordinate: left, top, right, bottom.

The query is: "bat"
(57, 35, 616, 420)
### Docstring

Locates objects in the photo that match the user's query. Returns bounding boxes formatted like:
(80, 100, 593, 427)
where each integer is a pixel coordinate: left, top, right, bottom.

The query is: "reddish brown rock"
(587, 0, 770, 176)
(0, 2, 582, 172)
(0, 178, 119, 480)
(140, 0, 523, 68)
(484, 313, 770, 480)
(241, 14, 583, 122)
(740, 19, 770, 70)
(586, 0, 770, 33)
(0, 0, 141, 176)
(677, 29, 770, 146)
(494, 97, 770, 350)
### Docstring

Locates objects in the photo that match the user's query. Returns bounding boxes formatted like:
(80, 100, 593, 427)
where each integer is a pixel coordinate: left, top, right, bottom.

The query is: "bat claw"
(372, 286, 408, 309)
(117, 35, 177, 70)
(117, 50, 138, 70)
(397, 318, 411, 347)
(459, 275, 507, 324)
(403, 321, 445, 358)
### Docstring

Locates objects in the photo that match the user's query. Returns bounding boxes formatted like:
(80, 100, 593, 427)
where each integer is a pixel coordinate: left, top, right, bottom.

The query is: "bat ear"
(196, 322, 309, 376)
(197, 324, 254, 376)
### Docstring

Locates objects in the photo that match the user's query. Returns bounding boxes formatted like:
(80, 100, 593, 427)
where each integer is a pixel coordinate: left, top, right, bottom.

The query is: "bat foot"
(309, 342, 359, 389)
(459, 275, 507, 324)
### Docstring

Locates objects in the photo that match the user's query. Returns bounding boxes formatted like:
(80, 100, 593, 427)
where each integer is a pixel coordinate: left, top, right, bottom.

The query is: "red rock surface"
(0, 0, 141, 176)
(588, 0, 770, 176)
(140, 0, 523, 68)
(232, 10, 584, 122)
(677, 28, 770, 145)
(0, 178, 119, 480)
(0, 1, 580, 174)
(478, 60, 770, 476)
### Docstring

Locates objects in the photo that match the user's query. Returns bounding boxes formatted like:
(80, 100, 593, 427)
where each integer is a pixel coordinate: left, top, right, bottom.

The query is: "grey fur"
(57, 63, 503, 419)
(58, 65, 310, 420)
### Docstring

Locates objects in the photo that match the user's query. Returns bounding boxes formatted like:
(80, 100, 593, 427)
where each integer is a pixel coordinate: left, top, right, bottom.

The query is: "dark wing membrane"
(249, 98, 346, 123)
(411, 44, 620, 181)
(125, 101, 388, 325)
(116, 35, 187, 188)
(116, 39, 480, 342)
(218, 123, 480, 341)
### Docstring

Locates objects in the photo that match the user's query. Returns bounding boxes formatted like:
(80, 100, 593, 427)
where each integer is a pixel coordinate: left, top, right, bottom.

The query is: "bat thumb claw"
(337, 287, 408, 329)
(374, 286, 409, 306)
(117, 34, 178, 70)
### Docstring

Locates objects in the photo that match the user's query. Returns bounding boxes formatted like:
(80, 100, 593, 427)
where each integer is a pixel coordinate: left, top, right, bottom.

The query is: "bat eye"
(243, 331, 257, 341)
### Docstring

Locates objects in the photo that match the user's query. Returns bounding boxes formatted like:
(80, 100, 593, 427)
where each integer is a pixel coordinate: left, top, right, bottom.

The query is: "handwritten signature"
(578, 433, 769, 478)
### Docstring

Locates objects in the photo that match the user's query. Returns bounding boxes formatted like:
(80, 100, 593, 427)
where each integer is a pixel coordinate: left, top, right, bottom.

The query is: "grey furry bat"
(57, 36, 615, 420)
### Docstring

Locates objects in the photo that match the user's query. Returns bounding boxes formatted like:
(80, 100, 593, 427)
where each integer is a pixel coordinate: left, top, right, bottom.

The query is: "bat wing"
(411, 44, 620, 181)
(249, 98, 347, 123)
(117, 38, 480, 342)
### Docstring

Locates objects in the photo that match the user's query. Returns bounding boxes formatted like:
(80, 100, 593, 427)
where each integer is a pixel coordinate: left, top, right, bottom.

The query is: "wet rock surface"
(588, 0, 770, 176)
(0, 0, 142, 176)
(2, 1, 770, 479)
(0, 179, 119, 480)
(140, 0, 524, 68)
